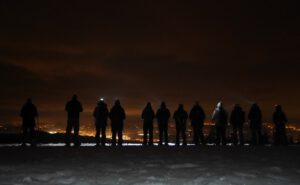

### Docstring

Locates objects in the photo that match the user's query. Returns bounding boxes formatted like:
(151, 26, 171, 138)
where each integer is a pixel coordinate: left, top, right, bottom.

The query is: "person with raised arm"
(212, 102, 228, 146)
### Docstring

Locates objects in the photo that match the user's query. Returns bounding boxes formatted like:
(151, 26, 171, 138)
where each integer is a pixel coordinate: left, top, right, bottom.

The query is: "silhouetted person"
(248, 103, 262, 145)
(93, 99, 109, 146)
(272, 105, 288, 145)
(212, 102, 228, 146)
(173, 104, 188, 146)
(156, 102, 170, 146)
(189, 101, 206, 145)
(230, 104, 245, 146)
(20, 98, 38, 146)
(109, 100, 126, 146)
(65, 95, 83, 146)
(141, 102, 155, 146)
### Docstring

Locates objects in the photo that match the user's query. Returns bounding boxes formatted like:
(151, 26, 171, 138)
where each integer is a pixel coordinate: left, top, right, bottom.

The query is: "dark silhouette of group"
(20, 96, 289, 147)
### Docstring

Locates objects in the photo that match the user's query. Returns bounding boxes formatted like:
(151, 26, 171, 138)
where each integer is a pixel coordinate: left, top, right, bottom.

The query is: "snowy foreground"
(0, 145, 299, 185)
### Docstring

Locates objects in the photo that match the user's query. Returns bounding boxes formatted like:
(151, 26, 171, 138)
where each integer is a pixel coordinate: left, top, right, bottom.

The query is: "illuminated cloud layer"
(0, 1, 299, 128)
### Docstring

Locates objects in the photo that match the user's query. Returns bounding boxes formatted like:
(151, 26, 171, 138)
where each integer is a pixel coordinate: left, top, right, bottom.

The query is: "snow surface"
(0, 145, 299, 185)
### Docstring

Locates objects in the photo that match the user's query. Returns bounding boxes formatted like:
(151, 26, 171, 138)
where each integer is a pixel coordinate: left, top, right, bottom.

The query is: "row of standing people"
(20, 95, 288, 146)
(141, 101, 287, 146)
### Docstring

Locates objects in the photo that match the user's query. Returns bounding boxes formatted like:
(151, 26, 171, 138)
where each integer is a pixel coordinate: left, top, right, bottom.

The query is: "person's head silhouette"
(115, 100, 121, 106)
(275, 104, 282, 112)
(217, 101, 222, 109)
(179, 104, 184, 110)
(161, 101, 166, 109)
(234, 104, 240, 109)
(72, 94, 77, 101)
(146, 102, 151, 108)
(27, 98, 32, 104)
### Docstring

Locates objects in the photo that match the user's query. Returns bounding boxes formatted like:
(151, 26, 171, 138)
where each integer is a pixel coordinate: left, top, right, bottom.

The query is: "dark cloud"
(0, 1, 299, 127)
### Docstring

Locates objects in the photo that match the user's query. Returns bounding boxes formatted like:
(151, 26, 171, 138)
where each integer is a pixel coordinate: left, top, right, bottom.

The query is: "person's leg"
(193, 125, 199, 145)
(282, 126, 288, 145)
(199, 127, 205, 145)
(118, 123, 123, 146)
(65, 120, 72, 146)
(222, 127, 227, 145)
(257, 128, 262, 145)
(22, 126, 27, 146)
(149, 124, 153, 146)
(164, 124, 169, 146)
(182, 126, 187, 145)
(176, 125, 180, 146)
(238, 126, 244, 145)
(111, 125, 117, 146)
(74, 119, 80, 146)
(29, 125, 36, 146)
(143, 123, 148, 145)
(232, 126, 238, 146)
(251, 129, 256, 145)
(101, 126, 107, 146)
(216, 127, 221, 146)
(95, 124, 100, 146)
(192, 124, 196, 145)
(158, 124, 163, 146)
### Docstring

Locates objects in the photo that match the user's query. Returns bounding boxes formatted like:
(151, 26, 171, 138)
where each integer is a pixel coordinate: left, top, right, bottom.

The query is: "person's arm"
(122, 108, 126, 120)
(34, 106, 38, 117)
(151, 110, 155, 119)
(229, 111, 234, 124)
(20, 106, 24, 117)
(202, 109, 206, 121)
(272, 113, 276, 124)
(79, 103, 83, 112)
(105, 108, 109, 119)
(282, 112, 288, 123)
(189, 109, 193, 120)
(184, 111, 188, 121)
(141, 109, 145, 119)
(173, 111, 176, 120)
(212, 110, 216, 121)
(65, 102, 69, 112)
(93, 107, 97, 118)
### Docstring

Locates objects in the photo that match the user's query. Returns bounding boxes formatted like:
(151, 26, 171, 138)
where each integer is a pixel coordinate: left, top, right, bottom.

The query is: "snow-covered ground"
(0, 145, 299, 185)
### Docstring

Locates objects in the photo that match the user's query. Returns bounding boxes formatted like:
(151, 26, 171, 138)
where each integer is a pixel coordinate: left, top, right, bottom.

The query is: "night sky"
(0, 1, 299, 133)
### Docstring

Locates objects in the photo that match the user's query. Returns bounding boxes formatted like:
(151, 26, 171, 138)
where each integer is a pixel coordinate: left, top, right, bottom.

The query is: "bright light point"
(100, 98, 104, 101)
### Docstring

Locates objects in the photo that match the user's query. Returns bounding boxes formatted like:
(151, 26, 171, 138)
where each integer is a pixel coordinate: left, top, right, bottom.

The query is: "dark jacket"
(189, 105, 206, 126)
(248, 105, 262, 129)
(174, 109, 188, 126)
(109, 105, 126, 124)
(142, 107, 155, 123)
(20, 103, 38, 127)
(65, 100, 83, 119)
(93, 103, 109, 126)
(212, 107, 228, 127)
(156, 108, 170, 124)
(230, 106, 245, 127)
(273, 110, 287, 129)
